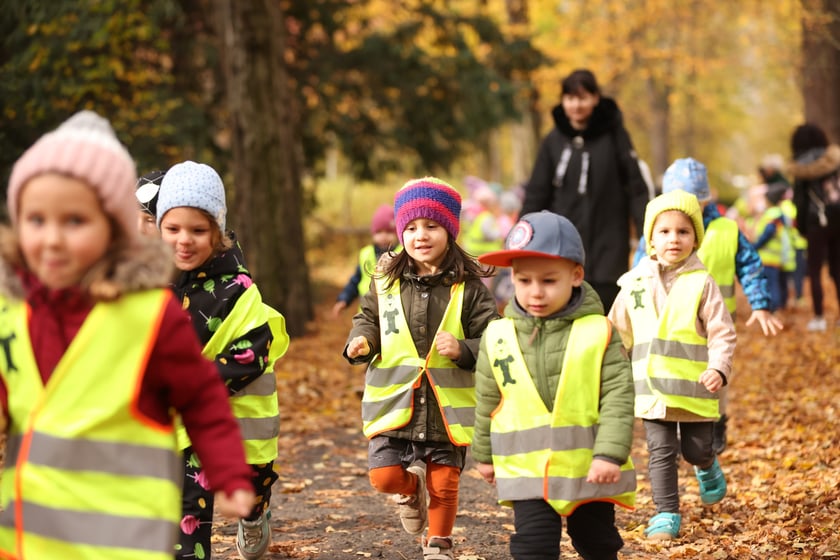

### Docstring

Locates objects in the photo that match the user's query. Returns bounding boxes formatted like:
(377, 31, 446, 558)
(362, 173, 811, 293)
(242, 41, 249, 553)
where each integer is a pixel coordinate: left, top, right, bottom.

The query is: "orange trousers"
(369, 462, 461, 537)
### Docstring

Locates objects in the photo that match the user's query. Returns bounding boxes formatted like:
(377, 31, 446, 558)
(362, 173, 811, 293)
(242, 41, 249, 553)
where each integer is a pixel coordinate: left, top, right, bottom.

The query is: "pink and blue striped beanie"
(394, 177, 462, 242)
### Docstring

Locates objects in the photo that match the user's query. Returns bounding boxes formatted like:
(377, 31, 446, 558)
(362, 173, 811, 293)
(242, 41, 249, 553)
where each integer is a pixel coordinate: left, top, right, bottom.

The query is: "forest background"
(2, 0, 840, 335)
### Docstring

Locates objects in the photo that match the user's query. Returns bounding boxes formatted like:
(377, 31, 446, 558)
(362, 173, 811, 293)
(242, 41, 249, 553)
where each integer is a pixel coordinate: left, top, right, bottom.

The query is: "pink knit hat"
(7, 110, 139, 246)
(370, 204, 395, 234)
(394, 177, 462, 242)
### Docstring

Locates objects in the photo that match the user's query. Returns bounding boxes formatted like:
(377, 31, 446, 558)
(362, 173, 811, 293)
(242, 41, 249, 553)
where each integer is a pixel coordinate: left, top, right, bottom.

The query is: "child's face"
(402, 218, 449, 275)
(137, 210, 157, 237)
(159, 207, 217, 271)
(18, 173, 112, 291)
(650, 210, 697, 266)
(511, 257, 584, 317)
(372, 229, 398, 249)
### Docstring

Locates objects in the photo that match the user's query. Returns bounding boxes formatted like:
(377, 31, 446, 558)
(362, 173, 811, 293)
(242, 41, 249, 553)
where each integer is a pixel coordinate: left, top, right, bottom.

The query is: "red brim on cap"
(478, 250, 565, 267)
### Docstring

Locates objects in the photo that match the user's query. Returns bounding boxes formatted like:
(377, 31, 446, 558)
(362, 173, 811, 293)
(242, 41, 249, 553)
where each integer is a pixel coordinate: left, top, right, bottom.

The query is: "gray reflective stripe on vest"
(717, 283, 735, 298)
(361, 364, 420, 423)
(429, 367, 474, 389)
(4, 435, 20, 466)
(361, 390, 414, 424)
(648, 377, 715, 400)
(497, 468, 636, 502)
(634, 379, 654, 396)
(441, 404, 475, 429)
(8, 432, 179, 479)
(234, 372, 277, 397)
(238, 414, 280, 440)
(0, 501, 174, 553)
(635, 339, 708, 362)
(490, 424, 598, 455)
(364, 364, 421, 388)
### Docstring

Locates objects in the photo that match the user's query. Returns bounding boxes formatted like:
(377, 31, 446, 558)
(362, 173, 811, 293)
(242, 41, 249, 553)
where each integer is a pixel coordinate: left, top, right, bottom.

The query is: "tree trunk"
(801, 0, 840, 142)
(213, 0, 313, 336)
(645, 77, 670, 180)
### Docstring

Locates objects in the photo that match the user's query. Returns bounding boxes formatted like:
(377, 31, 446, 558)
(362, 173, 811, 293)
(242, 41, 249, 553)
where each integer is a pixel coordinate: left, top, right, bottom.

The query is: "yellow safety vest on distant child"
(361, 279, 474, 445)
(485, 315, 635, 516)
(697, 218, 738, 315)
(0, 291, 181, 560)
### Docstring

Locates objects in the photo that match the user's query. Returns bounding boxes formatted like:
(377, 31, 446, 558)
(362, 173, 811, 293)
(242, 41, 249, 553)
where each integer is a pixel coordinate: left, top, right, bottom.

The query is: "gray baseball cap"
(478, 211, 585, 267)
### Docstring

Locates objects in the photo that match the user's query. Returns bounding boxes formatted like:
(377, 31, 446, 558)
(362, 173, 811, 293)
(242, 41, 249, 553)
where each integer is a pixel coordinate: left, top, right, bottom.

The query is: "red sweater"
(0, 279, 253, 497)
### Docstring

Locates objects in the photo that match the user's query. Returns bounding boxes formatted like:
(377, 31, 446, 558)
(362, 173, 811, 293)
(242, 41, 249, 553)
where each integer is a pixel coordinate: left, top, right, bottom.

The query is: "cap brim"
(478, 250, 565, 267)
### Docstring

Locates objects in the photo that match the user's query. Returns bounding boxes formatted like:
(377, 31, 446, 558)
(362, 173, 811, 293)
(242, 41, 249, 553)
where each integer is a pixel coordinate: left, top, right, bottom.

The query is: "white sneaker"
(236, 511, 270, 560)
(807, 317, 827, 332)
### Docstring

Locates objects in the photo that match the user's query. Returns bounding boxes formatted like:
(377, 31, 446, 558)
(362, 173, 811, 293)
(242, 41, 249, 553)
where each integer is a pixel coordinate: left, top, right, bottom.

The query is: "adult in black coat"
(520, 69, 650, 308)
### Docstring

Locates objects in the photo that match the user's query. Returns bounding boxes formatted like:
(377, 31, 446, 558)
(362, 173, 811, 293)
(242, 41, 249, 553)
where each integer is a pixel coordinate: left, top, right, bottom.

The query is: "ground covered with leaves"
(211, 269, 840, 560)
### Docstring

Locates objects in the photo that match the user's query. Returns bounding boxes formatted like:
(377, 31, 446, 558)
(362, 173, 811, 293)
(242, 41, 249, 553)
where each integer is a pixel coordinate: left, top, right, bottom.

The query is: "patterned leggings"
(175, 446, 279, 559)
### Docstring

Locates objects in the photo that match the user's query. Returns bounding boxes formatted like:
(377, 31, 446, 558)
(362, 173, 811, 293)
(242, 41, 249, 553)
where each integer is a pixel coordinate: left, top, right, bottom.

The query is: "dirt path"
(209, 281, 840, 560)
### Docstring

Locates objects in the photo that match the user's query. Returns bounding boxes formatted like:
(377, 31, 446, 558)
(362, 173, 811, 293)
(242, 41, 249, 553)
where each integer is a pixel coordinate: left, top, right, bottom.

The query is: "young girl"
(608, 190, 737, 541)
(0, 110, 255, 559)
(155, 160, 288, 560)
(343, 177, 499, 559)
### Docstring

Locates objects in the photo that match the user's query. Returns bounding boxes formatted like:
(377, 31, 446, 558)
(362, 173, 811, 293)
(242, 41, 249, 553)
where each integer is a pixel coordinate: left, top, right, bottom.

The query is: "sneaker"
(712, 414, 728, 455)
(394, 463, 427, 535)
(695, 457, 727, 505)
(807, 317, 827, 332)
(422, 536, 454, 559)
(236, 511, 270, 560)
(644, 512, 681, 540)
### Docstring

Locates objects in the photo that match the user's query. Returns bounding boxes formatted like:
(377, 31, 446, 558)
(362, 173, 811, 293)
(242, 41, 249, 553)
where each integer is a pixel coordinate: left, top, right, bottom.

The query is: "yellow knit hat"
(643, 189, 704, 254)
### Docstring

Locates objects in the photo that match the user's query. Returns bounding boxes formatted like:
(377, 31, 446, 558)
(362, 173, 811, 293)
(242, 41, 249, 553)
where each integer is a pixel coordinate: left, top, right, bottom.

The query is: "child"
(156, 161, 289, 560)
(632, 158, 782, 453)
(136, 169, 166, 236)
(751, 181, 796, 312)
(0, 110, 255, 558)
(473, 211, 636, 560)
(343, 177, 498, 559)
(332, 204, 400, 317)
(609, 190, 737, 541)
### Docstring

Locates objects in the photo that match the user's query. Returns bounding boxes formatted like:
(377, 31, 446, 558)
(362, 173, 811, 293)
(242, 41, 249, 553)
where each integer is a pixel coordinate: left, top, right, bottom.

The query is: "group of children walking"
(0, 109, 780, 560)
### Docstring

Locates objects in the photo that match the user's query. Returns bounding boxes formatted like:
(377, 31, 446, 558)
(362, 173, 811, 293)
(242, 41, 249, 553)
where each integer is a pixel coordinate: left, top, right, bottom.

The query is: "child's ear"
(572, 264, 585, 286)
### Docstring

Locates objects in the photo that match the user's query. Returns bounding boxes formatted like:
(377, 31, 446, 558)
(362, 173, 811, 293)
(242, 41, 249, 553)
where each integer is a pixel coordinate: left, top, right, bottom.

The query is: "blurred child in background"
(333, 204, 399, 317)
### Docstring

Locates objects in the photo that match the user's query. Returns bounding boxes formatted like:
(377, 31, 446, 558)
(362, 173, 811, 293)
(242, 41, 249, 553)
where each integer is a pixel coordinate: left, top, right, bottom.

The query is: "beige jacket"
(608, 252, 736, 421)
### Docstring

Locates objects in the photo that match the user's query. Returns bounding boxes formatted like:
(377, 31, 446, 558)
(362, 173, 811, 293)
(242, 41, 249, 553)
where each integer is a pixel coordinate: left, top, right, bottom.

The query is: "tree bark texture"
(801, 0, 840, 142)
(213, 0, 313, 336)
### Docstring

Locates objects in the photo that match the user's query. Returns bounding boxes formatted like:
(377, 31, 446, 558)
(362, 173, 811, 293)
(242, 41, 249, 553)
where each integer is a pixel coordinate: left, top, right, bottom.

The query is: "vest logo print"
(0, 331, 16, 373)
(493, 338, 517, 386)
(382, 293, 400, 335)
(630, 288, 645, 309)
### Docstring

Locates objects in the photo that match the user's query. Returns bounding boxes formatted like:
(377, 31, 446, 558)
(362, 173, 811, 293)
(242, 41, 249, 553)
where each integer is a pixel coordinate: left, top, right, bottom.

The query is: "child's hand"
(745, 309, 784, 336)
(476, 462, 496, 485)
(586, 458, 621, 484)
(214, 488, 256, 519)
(435, 331, 461, 361)
(699, 368, 724, 393)
(331, 301, 348, 318)
(346, 336, 371, 359)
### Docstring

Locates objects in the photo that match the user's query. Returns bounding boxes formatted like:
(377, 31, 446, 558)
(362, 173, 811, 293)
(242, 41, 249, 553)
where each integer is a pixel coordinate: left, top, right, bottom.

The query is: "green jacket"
(472, 281, 634, 465)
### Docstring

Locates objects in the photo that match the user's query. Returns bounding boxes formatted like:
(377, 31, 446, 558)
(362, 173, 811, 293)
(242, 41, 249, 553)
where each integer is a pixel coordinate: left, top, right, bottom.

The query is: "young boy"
(609, 190, 736, 541)
(473, 210, 636, 560)
(332, 204, 400, 317)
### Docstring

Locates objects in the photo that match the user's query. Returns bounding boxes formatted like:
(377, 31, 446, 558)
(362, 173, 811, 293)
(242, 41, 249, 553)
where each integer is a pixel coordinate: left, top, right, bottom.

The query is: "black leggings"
(805, 226, 840, 316)
(510, 500, 623, 560)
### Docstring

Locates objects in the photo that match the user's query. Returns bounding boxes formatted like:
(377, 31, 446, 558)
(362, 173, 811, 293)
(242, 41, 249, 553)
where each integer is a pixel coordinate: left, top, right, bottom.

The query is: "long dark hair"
(561, 69, 600, 96)
(791, 123, 829, 159)
(378, 237, 493, 290)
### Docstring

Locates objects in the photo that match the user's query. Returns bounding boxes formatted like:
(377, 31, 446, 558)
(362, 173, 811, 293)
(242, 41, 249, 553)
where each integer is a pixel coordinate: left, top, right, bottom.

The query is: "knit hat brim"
(644, 189, 705, 253)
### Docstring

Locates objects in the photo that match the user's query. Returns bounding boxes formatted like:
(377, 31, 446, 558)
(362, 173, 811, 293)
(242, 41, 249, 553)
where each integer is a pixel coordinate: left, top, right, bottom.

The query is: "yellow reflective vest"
(361, 279, 474, 445)
(625, 270, 720, 419)
(462, 211, 503, 256)
(176, 284, 289, 464)
(755, 206, 794, 269)
(0, 290, 181, 560)
(697, 218, 738, 314)
(485, 316, 635, 516)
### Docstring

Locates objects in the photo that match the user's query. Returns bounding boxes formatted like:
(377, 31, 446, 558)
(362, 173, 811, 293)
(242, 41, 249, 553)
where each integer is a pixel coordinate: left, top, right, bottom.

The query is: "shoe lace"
(241, 519, 264, 549)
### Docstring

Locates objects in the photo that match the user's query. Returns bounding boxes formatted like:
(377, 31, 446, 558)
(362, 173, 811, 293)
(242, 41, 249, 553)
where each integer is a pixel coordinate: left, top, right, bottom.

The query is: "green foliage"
(284, 0, 546, 178)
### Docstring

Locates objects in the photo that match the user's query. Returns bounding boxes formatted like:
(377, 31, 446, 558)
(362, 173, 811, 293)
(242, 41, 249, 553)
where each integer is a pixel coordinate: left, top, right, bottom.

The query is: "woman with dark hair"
(520, 69, 650, 308)
(788, 123, 840, 331)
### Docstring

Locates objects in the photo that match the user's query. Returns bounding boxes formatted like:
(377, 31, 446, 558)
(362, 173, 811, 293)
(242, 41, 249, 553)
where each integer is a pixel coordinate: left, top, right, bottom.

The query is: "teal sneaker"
(695, 457, 727, 505)
(644, 512, 681, 540)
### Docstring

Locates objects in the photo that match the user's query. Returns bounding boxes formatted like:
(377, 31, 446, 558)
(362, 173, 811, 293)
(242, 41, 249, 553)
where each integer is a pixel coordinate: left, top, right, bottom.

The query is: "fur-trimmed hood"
(0, 234, 175, 301)
(787, 144, 840, 180)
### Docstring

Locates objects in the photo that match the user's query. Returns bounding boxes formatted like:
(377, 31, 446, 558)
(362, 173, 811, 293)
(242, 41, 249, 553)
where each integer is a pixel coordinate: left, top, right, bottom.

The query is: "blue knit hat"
(394, 177, 462, 242)
(662, 158, 711, 202)
(156, 161, 227, 231)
